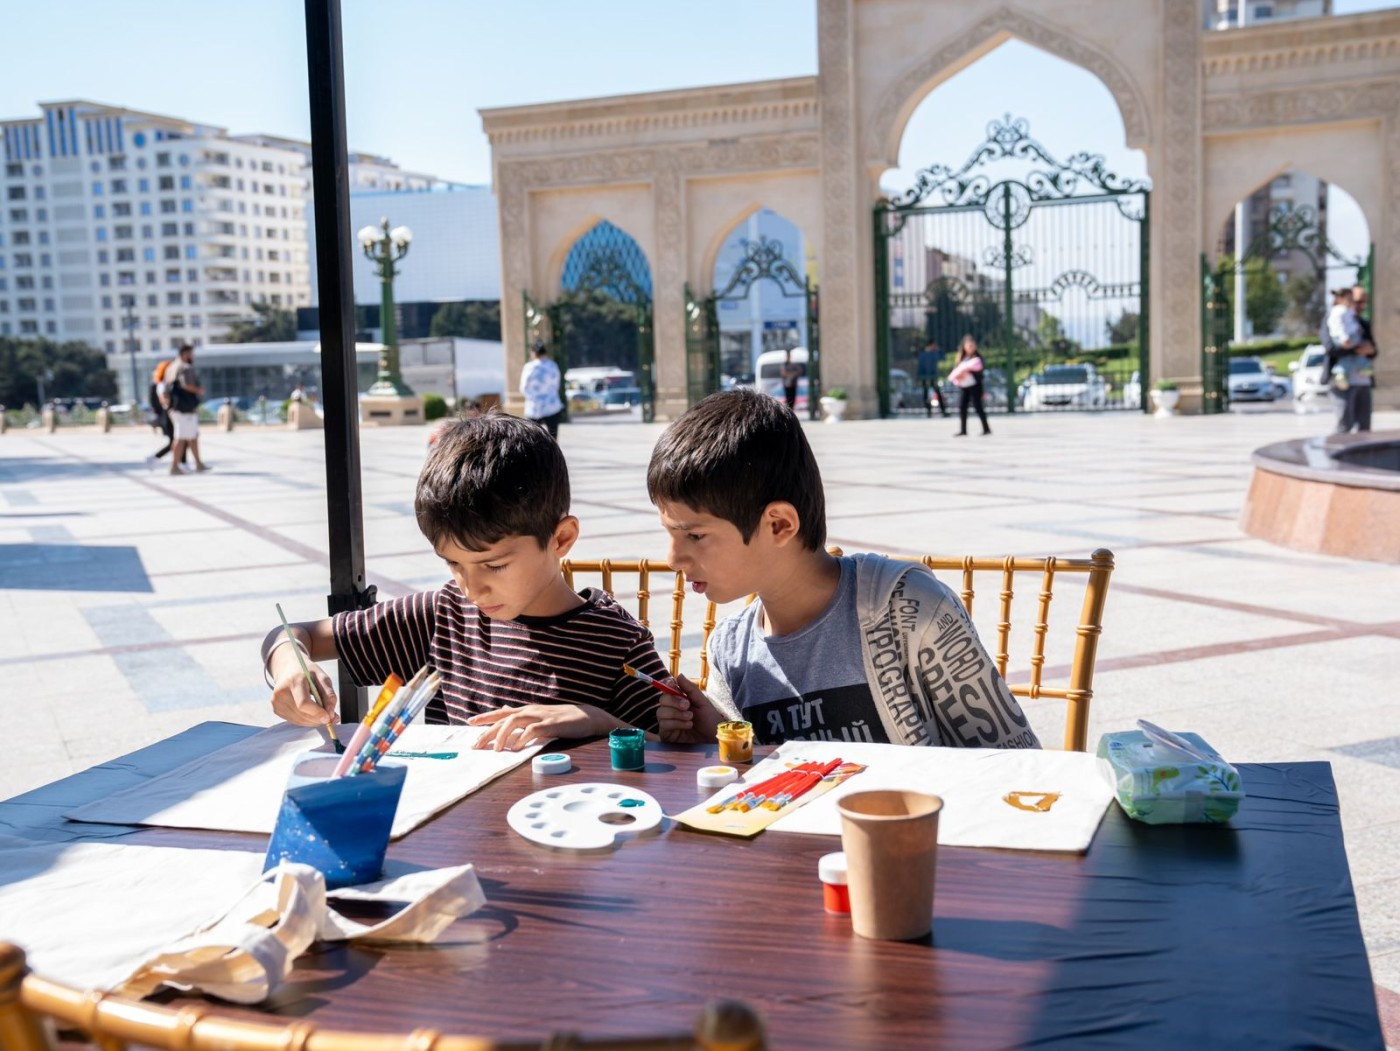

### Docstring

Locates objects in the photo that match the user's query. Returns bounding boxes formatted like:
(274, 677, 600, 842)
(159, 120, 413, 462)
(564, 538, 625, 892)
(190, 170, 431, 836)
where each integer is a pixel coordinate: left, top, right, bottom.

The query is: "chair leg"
(0, 945, 54, 1051)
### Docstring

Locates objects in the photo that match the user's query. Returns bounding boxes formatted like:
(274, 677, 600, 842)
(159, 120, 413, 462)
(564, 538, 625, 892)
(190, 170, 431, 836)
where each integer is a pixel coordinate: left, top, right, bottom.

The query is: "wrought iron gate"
(686, 236, 821, 420)
(873, 117, 1150, 418)
(525, 225, 657, 423)
(1201, 201, 1374, 414)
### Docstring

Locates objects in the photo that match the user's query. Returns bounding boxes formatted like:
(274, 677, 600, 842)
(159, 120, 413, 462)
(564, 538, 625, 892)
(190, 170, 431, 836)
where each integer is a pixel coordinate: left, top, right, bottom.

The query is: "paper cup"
(837, 790, 942, 941)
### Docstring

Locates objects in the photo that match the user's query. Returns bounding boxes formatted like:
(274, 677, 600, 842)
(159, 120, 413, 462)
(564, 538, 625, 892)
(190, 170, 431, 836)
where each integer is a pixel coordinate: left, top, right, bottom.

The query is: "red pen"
(621, 662, 688, 700)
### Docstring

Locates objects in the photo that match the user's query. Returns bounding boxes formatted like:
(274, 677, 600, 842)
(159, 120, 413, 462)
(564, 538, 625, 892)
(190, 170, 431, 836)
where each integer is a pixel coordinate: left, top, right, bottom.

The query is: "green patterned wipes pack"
(1097, 721, 1244, 825)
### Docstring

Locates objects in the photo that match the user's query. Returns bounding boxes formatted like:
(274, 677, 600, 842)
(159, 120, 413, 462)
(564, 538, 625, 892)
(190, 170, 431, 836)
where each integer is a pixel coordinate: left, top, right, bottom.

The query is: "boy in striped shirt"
(263, 413, 668, 750)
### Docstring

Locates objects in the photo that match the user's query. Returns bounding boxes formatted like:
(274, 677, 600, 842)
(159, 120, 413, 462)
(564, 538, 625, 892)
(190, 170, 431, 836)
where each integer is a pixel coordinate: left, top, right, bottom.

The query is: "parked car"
(1020, 364, 1108, 411)
(1226, 357, 1277, 402)
(938, 368, 1009, 410)
(890, 368, 924, 410)
(1289, 345, 1329, 404)
(601, 386, 643, 409)
(566, 388, 605, 415)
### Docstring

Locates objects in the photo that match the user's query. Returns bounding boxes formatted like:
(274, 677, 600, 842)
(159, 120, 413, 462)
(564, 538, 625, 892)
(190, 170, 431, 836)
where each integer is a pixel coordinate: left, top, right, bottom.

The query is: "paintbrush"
(275, 602, 344, 754)
(621, 662, 688, 700)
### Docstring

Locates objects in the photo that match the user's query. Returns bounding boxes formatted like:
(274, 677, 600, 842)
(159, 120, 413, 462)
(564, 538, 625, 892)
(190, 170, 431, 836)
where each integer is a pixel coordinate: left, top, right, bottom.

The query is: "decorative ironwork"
(561, 220, 652, 305)
(874, 116, 1151, 419)
(1242, 202, 1367, 273)
(712, 236, 809, 300)
(888, 115, 1151, 212)
(983, 244, 1034, 271)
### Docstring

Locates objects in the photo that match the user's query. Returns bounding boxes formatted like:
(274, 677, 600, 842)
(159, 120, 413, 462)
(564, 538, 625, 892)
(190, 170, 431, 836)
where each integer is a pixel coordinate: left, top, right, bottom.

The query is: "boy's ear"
(760, 502, 802, 548)
(551, 515, 580, 558)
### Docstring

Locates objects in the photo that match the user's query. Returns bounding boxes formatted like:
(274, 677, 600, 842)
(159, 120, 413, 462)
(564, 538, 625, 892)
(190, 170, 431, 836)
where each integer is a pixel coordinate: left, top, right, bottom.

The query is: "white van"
(753, 348, 810, 410)
(564, 366, 635, 394)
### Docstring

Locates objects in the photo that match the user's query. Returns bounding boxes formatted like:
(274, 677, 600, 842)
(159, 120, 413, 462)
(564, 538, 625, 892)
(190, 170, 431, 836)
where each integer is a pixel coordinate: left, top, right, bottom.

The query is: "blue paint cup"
(263, 752, 406, 889)
(609, 727, 646, 771)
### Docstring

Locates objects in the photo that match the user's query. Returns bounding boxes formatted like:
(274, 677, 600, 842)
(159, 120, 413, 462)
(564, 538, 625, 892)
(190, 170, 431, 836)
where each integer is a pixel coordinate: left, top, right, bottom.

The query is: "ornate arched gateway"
(482, 2, 1400, 418)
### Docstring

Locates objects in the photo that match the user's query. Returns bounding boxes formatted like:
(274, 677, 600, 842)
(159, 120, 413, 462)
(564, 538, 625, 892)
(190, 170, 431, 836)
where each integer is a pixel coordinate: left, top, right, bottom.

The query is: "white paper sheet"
(755, 741, 1114, 853)
(64, 723, 543, 838)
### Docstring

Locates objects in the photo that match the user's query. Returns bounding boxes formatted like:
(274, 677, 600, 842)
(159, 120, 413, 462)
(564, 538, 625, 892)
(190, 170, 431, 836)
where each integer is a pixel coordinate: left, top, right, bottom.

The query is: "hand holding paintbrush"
(273, 603, 343, 752)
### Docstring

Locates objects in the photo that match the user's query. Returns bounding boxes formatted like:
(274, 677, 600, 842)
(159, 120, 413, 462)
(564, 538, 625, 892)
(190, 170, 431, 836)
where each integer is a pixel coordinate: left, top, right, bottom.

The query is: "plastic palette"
(506, 782, 664, 849)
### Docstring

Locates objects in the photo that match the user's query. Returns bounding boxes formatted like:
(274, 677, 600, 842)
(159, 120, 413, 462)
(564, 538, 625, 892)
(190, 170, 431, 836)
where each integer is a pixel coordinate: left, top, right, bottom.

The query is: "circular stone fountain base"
(1240, 429, 1400, 563)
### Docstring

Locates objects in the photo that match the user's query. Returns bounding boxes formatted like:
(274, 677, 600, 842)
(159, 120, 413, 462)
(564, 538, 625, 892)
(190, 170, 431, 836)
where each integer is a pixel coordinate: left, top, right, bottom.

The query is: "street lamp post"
(357, 218, 414, 396)
(123, 295, 140, 418)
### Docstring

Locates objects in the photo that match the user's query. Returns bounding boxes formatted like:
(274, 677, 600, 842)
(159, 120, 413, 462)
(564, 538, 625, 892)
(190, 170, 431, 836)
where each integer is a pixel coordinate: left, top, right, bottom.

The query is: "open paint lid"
(532, 753, 572, 775)
(697, 765, 739, 789)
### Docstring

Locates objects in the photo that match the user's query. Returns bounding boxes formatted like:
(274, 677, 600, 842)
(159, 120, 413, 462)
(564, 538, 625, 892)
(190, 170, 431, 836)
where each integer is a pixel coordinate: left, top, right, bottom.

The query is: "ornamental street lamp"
(357, 218, 414, 396)
(122, 295, 140, 419)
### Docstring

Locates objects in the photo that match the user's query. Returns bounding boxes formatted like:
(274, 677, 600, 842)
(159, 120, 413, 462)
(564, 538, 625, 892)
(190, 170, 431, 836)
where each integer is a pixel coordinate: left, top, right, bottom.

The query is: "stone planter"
(820, 396, 848, 423)
(1150, 388, 1180, 417)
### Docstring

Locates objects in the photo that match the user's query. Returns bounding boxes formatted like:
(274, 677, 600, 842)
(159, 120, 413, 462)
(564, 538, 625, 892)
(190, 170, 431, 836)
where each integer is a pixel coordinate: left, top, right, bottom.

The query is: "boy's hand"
(467, 702, 621, 752)
(656, 675, 723, 745)
(269, 648, 339, 727)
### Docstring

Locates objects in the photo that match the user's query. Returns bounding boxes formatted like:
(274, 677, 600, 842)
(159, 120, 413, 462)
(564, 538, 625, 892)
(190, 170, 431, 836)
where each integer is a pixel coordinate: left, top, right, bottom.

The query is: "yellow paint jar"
(716, 720, 754, 764)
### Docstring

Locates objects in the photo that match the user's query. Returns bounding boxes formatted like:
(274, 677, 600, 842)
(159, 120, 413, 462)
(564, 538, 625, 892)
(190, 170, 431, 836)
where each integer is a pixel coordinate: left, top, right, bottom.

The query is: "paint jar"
(716, 720, 754, 764)
(609, 727, 646, 771)
(819, 852, 850, 914)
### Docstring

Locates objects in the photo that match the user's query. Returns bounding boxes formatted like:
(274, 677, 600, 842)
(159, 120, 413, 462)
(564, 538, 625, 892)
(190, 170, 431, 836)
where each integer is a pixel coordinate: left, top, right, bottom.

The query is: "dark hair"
(415, 411, 570, 551)
(531, 341, 548, 357)
(647, 389, 826, 551)
(179, 343, 194, 355)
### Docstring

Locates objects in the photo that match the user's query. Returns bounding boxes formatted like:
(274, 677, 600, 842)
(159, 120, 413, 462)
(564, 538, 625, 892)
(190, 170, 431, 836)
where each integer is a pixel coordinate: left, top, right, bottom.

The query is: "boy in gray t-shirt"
(646, 389, 1038, 750)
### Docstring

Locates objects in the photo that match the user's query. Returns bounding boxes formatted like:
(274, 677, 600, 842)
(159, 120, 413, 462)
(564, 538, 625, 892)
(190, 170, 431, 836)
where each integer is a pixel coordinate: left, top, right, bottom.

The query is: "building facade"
(0, 101, 311, 364)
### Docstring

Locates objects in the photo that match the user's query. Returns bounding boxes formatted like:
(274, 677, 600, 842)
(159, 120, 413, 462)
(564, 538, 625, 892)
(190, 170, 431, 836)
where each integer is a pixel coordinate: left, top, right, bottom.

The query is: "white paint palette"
(506, 783, 664, 850)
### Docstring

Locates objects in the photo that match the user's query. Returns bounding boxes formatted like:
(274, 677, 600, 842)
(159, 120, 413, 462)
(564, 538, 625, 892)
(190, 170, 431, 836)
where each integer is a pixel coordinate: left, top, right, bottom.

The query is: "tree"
(1217, 254, 1288, 336)
(1282, 269, 1324, 338)
(222, 302, 297, 343)
(1106, 310, 1140, 346)
(0, 338, 117, 408)
(555, 291, 641, 371)
(429, 301, 502, 341)
(1035, 312, 1079, 356)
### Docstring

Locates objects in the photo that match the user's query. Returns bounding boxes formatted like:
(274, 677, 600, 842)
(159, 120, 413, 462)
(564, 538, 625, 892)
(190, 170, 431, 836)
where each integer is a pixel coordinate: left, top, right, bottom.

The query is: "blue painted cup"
(609, 727, 646, 771)
(263, 752, 406, 889)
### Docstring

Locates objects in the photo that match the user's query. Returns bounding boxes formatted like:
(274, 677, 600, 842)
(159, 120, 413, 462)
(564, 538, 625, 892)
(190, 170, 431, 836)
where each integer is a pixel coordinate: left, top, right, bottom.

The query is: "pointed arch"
(864, 7, 1150, 170)
(698, 202, 765, 295)
(547, 217, 653, 302)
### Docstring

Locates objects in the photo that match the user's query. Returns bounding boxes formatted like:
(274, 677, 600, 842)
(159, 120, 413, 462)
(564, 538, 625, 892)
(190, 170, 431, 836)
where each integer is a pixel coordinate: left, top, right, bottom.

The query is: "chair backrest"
(2, 944, 765, 1051)
(563, 548, 1115, 752)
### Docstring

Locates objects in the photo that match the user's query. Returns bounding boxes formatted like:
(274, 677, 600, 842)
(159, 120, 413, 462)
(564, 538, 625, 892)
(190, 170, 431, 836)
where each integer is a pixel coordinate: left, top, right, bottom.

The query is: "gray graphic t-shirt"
(707, 557, 887, 745)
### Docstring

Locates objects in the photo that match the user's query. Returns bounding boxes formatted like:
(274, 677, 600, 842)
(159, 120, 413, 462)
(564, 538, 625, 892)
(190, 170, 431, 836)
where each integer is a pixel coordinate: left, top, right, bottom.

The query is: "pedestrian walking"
(948, 335, 992, 436)
(919, 339, 949, 417)
(520, 341, 564, 439)
(1326, 288, 1375, 434)
(779, 350, 802, 411)
(164, 344, 209, 474)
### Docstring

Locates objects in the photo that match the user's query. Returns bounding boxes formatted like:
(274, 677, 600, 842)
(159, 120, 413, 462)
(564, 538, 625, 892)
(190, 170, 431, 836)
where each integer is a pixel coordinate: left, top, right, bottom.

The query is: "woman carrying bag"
(947, 335, 992, 437)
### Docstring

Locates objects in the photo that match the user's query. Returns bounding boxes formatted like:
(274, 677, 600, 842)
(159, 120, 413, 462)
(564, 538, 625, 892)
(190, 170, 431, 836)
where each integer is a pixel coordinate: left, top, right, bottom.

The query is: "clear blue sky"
(1, 0, 1388, 255)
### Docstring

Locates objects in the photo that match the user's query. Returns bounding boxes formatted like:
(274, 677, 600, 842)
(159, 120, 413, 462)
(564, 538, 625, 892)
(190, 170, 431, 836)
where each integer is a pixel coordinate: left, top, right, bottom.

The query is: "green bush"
(825, 387, 848, 400)
(1231, 337, 1314, 358)
(1155, 379, 1179, 392)
(423, 392, 449, 420)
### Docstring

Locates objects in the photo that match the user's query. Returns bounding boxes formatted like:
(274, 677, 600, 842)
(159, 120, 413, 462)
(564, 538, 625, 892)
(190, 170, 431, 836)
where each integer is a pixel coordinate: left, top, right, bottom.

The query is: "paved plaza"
(2, 406, 1399, 1034)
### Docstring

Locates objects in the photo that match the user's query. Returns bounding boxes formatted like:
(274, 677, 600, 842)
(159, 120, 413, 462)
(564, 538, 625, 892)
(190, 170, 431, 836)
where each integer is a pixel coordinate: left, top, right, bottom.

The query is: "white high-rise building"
(0, 101, 313, 371)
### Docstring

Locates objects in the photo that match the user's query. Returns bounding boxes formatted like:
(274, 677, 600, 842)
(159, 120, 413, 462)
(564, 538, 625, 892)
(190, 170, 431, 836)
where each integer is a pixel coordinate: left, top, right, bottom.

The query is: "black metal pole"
(305, 0, 371, 721)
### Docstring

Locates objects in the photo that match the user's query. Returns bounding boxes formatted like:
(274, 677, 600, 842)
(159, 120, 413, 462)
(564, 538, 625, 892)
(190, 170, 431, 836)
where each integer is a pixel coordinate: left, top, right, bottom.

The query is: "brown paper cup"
(837, 789, 943, 941)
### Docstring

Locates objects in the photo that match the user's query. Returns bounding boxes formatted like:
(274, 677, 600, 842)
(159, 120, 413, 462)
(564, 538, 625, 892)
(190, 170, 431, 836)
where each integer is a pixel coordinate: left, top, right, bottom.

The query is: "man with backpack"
(145, 357, 186, 471)
(163, 344, 209, 474)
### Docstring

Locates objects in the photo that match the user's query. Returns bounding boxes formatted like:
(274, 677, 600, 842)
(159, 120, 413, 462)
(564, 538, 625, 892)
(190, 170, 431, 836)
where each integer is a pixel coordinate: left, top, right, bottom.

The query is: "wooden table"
(2, 724, 1384, 1050)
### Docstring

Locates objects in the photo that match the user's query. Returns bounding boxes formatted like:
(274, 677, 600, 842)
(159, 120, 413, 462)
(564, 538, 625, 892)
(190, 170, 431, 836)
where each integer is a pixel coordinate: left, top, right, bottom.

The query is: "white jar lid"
(532, 753, 572, 775)
(697, 765, 739, 789)
(818, 851, 848, 885)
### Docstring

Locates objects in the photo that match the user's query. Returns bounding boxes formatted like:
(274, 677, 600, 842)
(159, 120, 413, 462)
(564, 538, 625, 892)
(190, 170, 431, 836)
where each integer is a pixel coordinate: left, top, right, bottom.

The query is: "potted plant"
(819, 387, 848, 423)
(1150, 379, 1180, 418)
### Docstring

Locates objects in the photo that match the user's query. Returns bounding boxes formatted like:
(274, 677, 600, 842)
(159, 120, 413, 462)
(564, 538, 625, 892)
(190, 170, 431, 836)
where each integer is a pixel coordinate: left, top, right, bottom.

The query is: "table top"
(3, 723, 1384, 1051)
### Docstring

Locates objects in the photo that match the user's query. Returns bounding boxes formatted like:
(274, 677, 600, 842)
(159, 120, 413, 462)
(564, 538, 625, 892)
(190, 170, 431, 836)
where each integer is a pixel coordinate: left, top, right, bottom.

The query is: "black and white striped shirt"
(332, 583, 664, 732)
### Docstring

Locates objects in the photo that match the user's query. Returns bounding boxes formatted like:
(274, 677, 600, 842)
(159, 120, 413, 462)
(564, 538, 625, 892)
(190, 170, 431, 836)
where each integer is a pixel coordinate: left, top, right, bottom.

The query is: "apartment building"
(0, 101, 311, 365)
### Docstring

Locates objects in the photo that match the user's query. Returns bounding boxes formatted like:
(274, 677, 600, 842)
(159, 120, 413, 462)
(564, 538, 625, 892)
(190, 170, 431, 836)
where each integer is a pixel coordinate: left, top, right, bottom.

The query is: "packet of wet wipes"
(1096, 722, 1243, 825)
